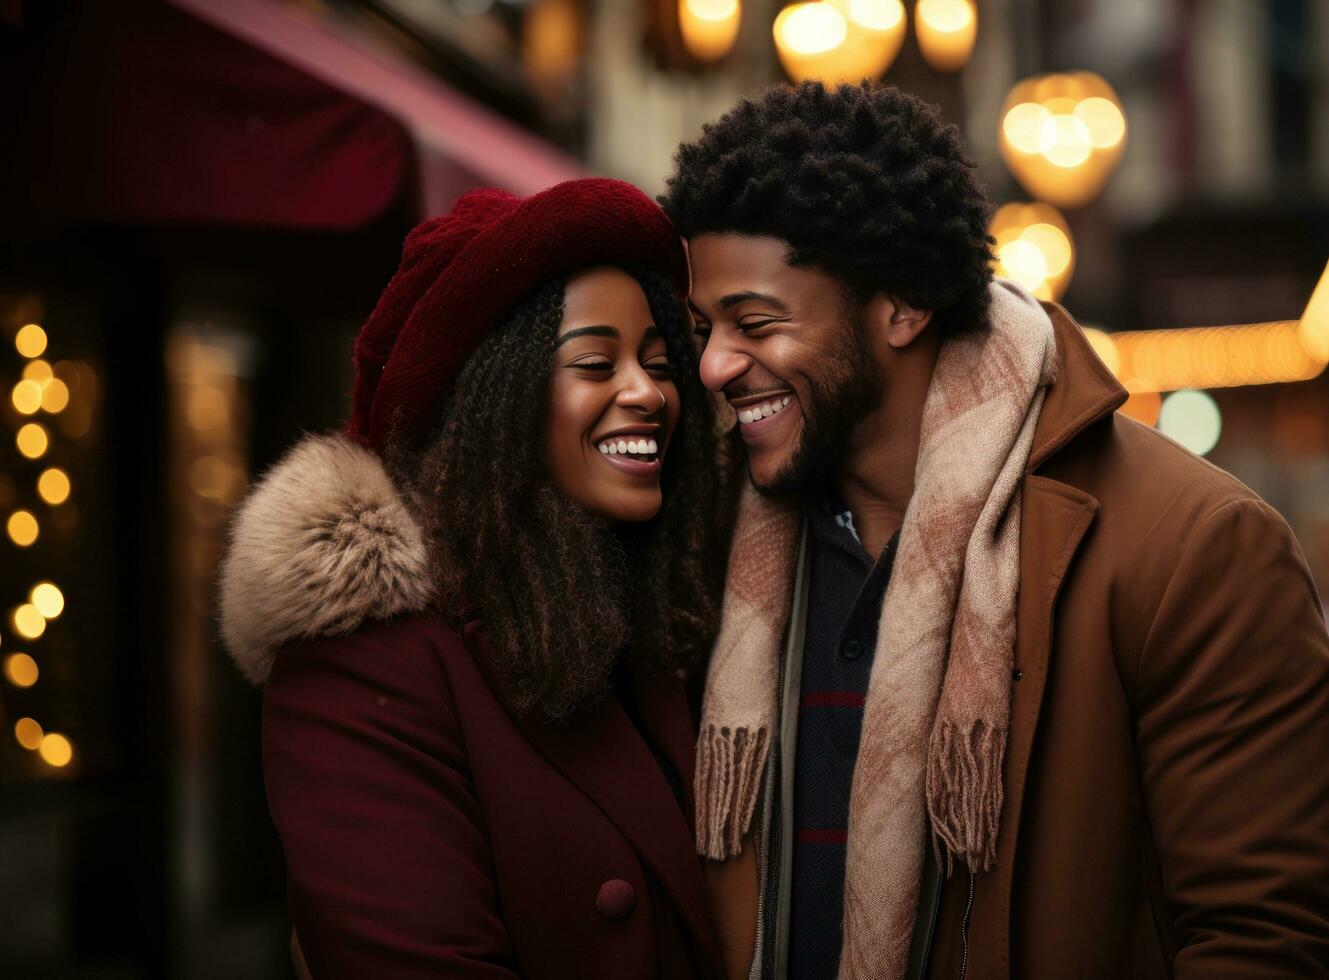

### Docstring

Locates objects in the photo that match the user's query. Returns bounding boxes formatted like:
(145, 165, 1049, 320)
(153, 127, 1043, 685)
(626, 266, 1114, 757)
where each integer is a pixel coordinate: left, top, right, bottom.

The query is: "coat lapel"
(976, 303, 1125, 975)
(462, 621, 720, 972)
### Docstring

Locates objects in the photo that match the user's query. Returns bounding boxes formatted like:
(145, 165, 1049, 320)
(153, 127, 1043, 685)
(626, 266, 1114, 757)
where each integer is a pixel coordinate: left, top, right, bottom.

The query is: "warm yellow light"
(998, 72, 1127, 208)
(1038, 114, 1092, 168)
(7, 510, 39, 547)
(1298, 260, 1329, 364)
(15, 324, 47, 359)
(1081, 328, 1120, 376)
(1118, 390, 1161, 427)
(31, 582, 64, 619)
(37, 468, 71, 505)
(990, 202, 1076, 302)
(1002, 103, 1050, 154)
(1021, 223, 1073, 277)
(38, 732, 73, 768)
(775, 2, 847, 56)
(679, 0, 742, 62)
(22, 359, 53, 384)
(41, 378, 70, 414)
(997, 240, 1048, 291)
(1109, 320, 1324, 392)
(845, 0, 903, 31)
(1073, 97, 1126, 148)
(13, 604, 46, 640)
(774, 0, 905, 84)
(11, 379, 43, 415)
(915, 0, 976, 72)
(15, 717, 43, 750)
(4, 653, 39, 688)
(17, 423, 49, 459)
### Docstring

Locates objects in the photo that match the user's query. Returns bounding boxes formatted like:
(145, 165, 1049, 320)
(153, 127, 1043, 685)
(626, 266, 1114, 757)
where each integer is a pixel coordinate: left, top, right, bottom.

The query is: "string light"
(773, 0, 906, 85)
(38, 732, 73, 768)
(22, 359, 53, 385)
(41, 378, 70, 414)
(13, 604, 46, 640)
(679, 0, 742, 62)
(31, 582, 64, 619)
(991, 202, 1075, 301)
(15, 324, 47, 359)
(17, 422, 49, 459)
(915, 0, 976, 72)
(1158, 389, 1222, 456)
(11, 380, 42, 415)
(999, 73, 1127, 208)
(15, 717, 43, 750)
(7, 510, 39, 547)
(4, 653, 39, 688)
(37, 468, 71, 505)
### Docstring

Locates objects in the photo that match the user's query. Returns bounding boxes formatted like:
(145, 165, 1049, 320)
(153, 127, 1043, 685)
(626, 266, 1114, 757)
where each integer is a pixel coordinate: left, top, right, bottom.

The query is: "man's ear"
(871, 294, 933, 348)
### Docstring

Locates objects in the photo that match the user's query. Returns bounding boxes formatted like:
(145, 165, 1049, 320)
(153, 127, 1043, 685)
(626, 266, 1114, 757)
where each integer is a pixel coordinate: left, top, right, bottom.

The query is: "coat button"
(595, 879, 636, 920)
(1012, 669, 1024, 681)
(841, 638, 863, 660)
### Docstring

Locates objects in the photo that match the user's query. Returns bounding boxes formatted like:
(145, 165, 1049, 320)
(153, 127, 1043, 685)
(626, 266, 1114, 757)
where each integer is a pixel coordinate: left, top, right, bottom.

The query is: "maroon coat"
(219, 433, 724, 979)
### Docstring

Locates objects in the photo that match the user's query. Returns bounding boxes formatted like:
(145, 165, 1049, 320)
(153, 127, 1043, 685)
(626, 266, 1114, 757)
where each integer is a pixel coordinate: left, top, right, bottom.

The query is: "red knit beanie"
(347, 178, 690, 450)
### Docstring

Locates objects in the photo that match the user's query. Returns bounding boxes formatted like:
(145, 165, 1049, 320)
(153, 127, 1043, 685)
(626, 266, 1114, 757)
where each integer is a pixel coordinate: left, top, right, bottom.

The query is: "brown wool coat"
(713, 304, 1329, 979)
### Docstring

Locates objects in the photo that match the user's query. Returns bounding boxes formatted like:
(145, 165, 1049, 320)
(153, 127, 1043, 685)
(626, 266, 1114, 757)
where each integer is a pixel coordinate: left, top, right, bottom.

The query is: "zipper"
(959, 870, 975, 980)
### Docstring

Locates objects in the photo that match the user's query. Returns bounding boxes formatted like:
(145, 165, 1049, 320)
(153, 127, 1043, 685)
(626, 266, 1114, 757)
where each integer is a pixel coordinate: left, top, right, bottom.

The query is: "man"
(661, 82, 1329, 980)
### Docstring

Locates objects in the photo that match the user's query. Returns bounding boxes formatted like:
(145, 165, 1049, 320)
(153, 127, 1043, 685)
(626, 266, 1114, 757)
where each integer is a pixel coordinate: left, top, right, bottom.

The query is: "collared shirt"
(788, 496, 900, 979)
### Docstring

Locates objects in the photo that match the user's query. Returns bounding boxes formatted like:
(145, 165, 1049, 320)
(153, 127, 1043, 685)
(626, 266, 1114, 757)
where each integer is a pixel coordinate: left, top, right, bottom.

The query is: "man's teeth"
(737, 396, 792, 425)
(597, 438, 659, 456)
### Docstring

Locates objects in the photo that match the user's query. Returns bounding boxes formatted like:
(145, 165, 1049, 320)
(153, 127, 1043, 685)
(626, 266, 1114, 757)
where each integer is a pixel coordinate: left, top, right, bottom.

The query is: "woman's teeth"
(738, 396, 792, 425)
(597, 438, 659, 456)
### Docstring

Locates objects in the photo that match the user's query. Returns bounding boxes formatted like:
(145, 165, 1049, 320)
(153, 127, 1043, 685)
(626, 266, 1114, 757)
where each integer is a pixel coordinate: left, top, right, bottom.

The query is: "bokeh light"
(915, 0, 976, 71)
(17, 422, 50, 459)
(13, 603, 46, 640)
(38, 732, 73, 768)
(1118, 390, 1162, 427)
(990, 202, 1076, 301)
(15, 717, 43, 750)
(11, 379, 43, 415)
(37, 468, 71, 505)
(23, 359, 53, 384)
(15, 323, 47, 359)
(774, 0, 905, 84)
(31, 582, 64, 619)
(679, 0, 742, 62)
(7, 509, 39, 547)
(4, 653, 39, 688)
(41, 378, 70, 414)
(1158, 389, 1222, 456)
(1298, 260, 1329, 364)
(999, 72, 1127, 208)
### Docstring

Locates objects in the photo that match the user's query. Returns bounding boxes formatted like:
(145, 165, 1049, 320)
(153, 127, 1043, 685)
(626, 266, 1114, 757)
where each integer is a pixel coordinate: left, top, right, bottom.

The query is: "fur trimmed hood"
(219, 433, 436, 684)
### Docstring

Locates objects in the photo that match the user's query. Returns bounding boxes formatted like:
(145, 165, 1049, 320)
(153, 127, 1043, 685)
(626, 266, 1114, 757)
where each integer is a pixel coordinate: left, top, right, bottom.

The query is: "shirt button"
(595, 879, 636, 920)
(841, 638, 863, 660)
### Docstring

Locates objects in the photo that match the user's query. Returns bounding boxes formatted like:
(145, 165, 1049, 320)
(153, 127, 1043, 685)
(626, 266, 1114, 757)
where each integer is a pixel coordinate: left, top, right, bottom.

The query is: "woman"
(219, 179, 734, 979)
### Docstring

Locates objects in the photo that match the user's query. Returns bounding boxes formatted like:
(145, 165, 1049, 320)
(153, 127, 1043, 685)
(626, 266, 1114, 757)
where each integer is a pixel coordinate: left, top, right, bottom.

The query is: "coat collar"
(1027, 302, 1128, 473)
(462, 621, 723, 977)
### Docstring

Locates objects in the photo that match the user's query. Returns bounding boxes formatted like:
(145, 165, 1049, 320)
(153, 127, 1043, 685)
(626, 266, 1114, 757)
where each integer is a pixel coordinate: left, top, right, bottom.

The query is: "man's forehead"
(687, 233, 794, 304)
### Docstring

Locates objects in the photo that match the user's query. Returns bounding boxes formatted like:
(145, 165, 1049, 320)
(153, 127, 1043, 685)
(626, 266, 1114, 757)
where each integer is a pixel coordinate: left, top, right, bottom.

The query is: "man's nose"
(698, 337, 751, 393)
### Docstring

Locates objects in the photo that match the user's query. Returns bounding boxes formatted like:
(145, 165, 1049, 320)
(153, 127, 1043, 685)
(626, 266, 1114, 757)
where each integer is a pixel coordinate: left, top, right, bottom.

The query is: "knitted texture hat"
(347, 178, 690, 449)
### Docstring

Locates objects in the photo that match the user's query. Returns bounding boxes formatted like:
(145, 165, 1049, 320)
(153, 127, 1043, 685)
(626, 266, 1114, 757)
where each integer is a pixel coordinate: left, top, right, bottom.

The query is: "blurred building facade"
(2, 0, 1326, 976)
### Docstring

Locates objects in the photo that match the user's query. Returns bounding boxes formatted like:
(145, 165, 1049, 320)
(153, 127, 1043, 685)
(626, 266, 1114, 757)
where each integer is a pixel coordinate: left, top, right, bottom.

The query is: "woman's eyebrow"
(554, 325, 618, 348)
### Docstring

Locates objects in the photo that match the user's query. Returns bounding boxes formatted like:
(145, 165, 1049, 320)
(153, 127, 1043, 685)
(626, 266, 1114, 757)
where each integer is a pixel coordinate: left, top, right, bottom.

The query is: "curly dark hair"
(387, 269, 736, 721)
(661, 81, 996, 335)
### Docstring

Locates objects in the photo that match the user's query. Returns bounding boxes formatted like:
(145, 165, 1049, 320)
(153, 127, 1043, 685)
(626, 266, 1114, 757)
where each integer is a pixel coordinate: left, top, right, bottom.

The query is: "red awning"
(21, 0, 583, 229)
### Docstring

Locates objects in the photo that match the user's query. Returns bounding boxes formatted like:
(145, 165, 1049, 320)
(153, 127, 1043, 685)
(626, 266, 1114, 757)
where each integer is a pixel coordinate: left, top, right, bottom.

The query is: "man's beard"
(753, 311, 881, 497)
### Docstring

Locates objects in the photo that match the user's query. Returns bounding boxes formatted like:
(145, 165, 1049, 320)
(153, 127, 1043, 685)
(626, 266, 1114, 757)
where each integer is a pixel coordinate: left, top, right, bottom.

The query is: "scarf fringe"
(926, 719, 1007, 875)
(695, 723, 770, 860)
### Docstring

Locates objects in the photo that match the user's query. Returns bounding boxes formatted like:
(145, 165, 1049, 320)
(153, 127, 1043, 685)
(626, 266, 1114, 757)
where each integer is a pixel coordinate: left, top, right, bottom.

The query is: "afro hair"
(661, 81, 996, 335)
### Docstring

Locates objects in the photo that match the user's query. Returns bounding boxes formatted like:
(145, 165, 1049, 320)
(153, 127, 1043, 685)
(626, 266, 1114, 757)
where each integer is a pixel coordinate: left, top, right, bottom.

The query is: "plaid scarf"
(696, 280, 1058, 978)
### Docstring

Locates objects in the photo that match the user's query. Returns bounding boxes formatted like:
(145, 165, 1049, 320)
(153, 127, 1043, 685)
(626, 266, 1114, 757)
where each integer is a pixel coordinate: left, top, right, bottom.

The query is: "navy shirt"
(789, 498, 900, 979)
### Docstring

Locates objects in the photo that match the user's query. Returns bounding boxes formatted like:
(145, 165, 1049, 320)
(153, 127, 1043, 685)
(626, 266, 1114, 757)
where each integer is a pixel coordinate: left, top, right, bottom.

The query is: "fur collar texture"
(219, 433, 435, 684)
